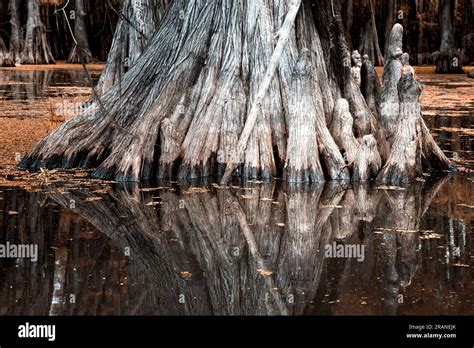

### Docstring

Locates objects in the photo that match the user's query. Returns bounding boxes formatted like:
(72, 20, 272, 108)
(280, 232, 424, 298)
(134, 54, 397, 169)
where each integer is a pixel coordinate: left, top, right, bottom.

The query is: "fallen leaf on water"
(241, 195, 257, 199)
(92, 188, 110, 194)
(180, 271, 193, 280)
(257, 269, 274, 277)
(452, 263, 470, 268)
(140, 188, 161, 192)
(85, 197, 102, 202)
(146, 201, 162, 206)
(420, 232, 442, 239)
(374, 228, 418, 233)
(183, 187, 209, 194)
(376, 186, 406, 191)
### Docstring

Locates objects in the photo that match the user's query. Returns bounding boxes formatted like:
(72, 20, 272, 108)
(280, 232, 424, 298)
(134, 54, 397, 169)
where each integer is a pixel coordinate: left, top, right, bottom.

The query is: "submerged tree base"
(19, 1, 453, 185)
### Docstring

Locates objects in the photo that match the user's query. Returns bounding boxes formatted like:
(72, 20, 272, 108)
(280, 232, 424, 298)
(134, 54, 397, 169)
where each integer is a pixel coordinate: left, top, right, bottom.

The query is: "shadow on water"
(0, 174, 472, 315)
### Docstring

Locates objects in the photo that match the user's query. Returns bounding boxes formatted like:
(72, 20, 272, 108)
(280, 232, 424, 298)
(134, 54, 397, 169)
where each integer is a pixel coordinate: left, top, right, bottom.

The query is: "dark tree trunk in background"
(8, 0, 22, 64)
(358, 0, 384, 66)
(344, 0, 354, 48)
(67, 0, 94, 63)
(0, 35, 14, 66)
(21, 0, 55, 64)
(435, 0, 463, 73)
(461, 0, 474, 65)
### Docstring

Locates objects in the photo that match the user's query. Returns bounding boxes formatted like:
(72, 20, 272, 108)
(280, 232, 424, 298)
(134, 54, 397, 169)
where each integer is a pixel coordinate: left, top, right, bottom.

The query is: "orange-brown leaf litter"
(1, 64, 473, 187)
(0, 62, 104, 187)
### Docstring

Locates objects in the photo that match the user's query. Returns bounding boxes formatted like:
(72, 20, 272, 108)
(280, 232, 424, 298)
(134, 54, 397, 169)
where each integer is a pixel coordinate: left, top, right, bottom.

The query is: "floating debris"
(145, 201, 162, 206)
(183, 187, 209, 194)
(140, 187, 162, 192)
(374, 228, 418, 233)
(420, 231, 443, 239)
(457, 204, 474, 209)
(179, 271, 193, 280)
(376, 186, 406, 190)
(241, 194, 257, 199)
(85, 197, 102, 202)
(452, 263, 470, 268)
(257, 269, 274, 277)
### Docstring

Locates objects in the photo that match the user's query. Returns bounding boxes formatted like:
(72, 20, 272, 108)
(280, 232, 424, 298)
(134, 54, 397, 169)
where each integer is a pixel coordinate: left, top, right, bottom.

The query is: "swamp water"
(0, 67, 472, 315)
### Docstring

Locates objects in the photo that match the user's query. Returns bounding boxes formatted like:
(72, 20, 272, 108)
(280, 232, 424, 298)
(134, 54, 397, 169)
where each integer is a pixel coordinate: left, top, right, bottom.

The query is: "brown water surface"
(0, 66, 472, 315)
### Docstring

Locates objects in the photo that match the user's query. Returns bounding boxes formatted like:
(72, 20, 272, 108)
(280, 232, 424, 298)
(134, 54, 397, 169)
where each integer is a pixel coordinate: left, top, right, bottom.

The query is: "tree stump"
(377, 65, 423, 184)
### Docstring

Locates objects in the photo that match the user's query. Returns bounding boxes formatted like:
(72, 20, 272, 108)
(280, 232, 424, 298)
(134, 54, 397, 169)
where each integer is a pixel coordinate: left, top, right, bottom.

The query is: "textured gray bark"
(20, 1, 452, 185)
(284, 50, 324, 183)
(96, 0, 170, 95)
(21, 0, 55, 64)
(352, 134, 381, 182)
(378, 66, 423, 184)
(331, 98, 359, 165)
(360, 54, 381, 117)
(380, 23, 403, 145)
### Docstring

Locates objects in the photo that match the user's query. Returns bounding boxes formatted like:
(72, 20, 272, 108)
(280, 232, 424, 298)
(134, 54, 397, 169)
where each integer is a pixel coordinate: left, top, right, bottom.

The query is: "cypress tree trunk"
(21, 0, 56, 64)
(357, 0, 384, 66)
(435, 0, 463, 73)
(0, 35, 14, 67)
(461, 0, 474, 65)
(8, 0, 22, 64)
(20, 0, 452, 185)
(67, 0, 94, 63)
(96, 0, 170, 95)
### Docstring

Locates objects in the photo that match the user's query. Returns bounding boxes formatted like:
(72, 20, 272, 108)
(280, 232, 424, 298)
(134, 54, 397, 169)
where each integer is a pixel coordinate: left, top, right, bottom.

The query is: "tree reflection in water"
(0, 174, 472, 315)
